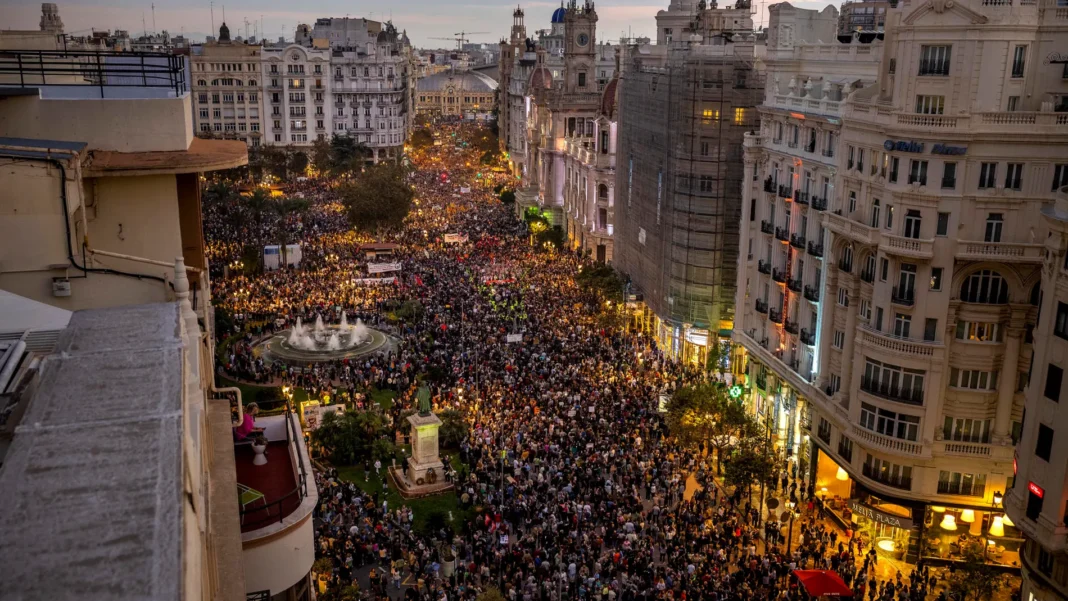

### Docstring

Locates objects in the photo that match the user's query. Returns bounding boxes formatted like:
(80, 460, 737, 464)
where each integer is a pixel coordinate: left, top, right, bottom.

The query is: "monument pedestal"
(406, 412, 444, 487)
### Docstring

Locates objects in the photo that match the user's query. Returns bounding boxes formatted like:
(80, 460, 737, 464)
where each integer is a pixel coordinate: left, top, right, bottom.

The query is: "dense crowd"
(206, 124, 946, 601)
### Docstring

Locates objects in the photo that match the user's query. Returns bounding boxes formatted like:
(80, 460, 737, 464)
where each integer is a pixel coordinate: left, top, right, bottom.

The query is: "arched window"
(840, 245, 854, 272)
(960, 270, 1009, 304)
(198, 79, 207, 86)
(249, 79, 257, 87)
(598, 184, 608, 201)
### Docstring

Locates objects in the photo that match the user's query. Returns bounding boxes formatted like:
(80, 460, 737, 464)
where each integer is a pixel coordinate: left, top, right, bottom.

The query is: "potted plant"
(313, 558, 333, 594)
(251, 433, 269, 466)
(441, 546, 456, 578)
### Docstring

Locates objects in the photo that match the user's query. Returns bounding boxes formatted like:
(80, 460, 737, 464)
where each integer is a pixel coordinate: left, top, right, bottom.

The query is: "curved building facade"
(416, 69, 498, 118)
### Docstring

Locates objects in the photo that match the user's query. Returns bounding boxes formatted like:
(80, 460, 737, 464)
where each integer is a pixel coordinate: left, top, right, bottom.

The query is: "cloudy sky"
(6, 0, 832, 48)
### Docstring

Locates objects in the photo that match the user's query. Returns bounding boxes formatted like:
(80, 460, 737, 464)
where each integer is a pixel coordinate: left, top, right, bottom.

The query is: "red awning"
(793, 570, 853, 597)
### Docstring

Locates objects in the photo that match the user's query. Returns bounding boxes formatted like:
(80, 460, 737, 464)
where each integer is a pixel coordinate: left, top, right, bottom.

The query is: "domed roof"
(551, 6, 567, 23)
(528, 65, 552, 90)
(417, 70, 499, 93)
(600, 77, 619, 118)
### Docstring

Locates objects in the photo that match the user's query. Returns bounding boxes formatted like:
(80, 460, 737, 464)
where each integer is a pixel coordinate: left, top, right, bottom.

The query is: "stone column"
(994, 327, 1022, 443)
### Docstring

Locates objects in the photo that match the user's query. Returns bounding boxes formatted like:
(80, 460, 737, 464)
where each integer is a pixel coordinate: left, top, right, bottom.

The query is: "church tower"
(563, 0, 597, 94)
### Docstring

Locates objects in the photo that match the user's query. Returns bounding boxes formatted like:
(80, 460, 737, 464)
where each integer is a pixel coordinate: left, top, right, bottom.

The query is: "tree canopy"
(340, 162, 414, 233)
(664, 382, 754, 473)
(410, 129, 434, 150)
(576, 263, 625, 302)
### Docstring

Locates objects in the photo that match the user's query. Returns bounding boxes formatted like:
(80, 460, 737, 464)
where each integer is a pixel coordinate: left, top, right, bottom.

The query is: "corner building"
(736, 0, 1068, 568)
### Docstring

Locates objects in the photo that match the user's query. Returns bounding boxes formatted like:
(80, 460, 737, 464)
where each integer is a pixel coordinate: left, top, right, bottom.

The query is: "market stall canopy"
(793, 570, 853, 597)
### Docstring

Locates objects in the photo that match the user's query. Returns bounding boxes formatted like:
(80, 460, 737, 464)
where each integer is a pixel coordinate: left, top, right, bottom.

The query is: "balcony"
(823, 211, 880, 246)
(956, 240, 1044, 264)
(236, 409, 310, 533)
(853, 425, 924, 457)
(860, 375, 925, 406)
(755, 298, 769, 314)
(760, 220, 774, 235)
(811, 196, 828, 212)
(772, 268, 787, 283)
(807, 241, 824, 258)
(801, 328, 816, 346)
(784, 320, 800, 335)
(857, 324, 943, 359)
(804, 285, 821, 303)
(891, 286, 915, 307)
(838, 258, 853, 273)
(763, 177, 776, 193)
(862, 462, 913, 491)
(822, 148, 835, 159)
(769, 307, 784, 324)
(775, 227, 790, 242)
(918, 60, 951, 76)
(778, 185, 793, 199)
(787, 277, 802, 293)
(838, 438, 853, 462)
(938, 441, 994, 457)
(757, 260, 772, 275)
(880, 234, 934, 260)
(790, 234, 806, 249)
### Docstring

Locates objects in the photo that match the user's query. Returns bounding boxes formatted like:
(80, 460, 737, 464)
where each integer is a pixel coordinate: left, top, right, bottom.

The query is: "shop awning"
(793, 570, 853, 597)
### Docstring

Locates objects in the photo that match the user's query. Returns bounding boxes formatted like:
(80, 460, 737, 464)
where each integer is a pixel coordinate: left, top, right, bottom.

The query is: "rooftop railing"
(0, 49, 188, 98)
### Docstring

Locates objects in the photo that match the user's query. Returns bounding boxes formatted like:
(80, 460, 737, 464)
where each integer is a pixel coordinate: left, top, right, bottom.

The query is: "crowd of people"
(205, 123, 961, 601)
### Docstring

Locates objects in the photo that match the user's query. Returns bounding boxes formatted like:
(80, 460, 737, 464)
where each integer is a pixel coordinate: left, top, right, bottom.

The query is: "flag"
(415, 275, 424, 286)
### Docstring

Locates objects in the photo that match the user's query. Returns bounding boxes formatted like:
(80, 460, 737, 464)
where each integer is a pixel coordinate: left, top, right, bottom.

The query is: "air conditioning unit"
(52, 277, 71, 297)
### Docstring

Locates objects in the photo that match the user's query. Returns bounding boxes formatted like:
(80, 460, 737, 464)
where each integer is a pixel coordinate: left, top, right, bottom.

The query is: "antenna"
(142, 11, 147, 38)
(151, 3, 156, 34)
(211, 2, 215, 36)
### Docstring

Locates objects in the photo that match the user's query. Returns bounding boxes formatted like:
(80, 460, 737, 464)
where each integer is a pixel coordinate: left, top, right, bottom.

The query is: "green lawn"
(370, 389, 396, 411)
(335, 462, 471, 534)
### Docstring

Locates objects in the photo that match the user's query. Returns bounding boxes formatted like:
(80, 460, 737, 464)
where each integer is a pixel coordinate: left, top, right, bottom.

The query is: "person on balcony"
(233, 403, 263, 441)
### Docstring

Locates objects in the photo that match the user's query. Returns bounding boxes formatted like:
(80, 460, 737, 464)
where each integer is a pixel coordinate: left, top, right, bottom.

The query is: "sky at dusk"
(6, 0, 834, 49)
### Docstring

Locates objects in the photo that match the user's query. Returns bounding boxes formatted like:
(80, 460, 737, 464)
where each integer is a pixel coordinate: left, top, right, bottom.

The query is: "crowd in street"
(206, 123, 948, 601)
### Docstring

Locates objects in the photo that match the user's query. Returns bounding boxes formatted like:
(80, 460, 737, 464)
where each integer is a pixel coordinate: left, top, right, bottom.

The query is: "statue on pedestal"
(406, 386, 444, 487)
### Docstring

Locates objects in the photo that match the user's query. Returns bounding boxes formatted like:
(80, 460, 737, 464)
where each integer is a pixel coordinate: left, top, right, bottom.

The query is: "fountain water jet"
(327, 332, 342, 351)
(341, 312, 350, 330)
(314, 314, 325, 335)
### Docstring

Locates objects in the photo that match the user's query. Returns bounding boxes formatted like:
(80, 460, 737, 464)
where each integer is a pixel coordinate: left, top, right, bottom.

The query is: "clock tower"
(563, 0, 597, 94)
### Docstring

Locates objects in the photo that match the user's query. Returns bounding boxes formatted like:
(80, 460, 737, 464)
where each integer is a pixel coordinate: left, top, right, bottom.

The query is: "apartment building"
(324, 20, 415, 162)
(1009, 183, 1068, 601)
(0, 48, 316, 600)
(839, 0, 891, 36)
(613, 0, 763, 364)
(191, 23, 265, 146)
(262, 43, 332, 146)
(735, 0, 1068, 569)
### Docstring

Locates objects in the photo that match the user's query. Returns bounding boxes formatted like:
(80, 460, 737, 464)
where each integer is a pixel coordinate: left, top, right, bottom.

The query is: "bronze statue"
(417, 386, 432, 416)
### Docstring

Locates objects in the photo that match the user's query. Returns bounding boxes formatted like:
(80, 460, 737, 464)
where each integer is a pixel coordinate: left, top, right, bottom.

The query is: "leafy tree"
(410, 129, 434, 150)
(258, 145, 288, 180)
(340, 162, 414, 233)
(438, 409, 467, 448)
(724, 445, 781, 502)
(371, 437, 397, 462)
(576, 263, 624, 303)
(665, 383, 753, 474)
(314, 410, 388, 464)
(946, 547, 1011, 601)
(329, 135, 372, 175)
(288, 151, 309, 176)
(311, 138, 333, 172)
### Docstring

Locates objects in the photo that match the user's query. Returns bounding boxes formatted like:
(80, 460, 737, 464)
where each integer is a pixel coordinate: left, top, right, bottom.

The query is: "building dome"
(417, 70, 499, 94)
(600, 77, 619, 119)
(528, 65, 552, 90)
(551, 7, 567, 23)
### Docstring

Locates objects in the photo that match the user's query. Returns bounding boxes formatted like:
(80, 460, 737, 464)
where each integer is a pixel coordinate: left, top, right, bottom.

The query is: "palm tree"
(271, 196, 309, 267)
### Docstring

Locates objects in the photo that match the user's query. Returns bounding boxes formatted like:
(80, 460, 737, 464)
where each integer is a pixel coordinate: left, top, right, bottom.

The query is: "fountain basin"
(255, 324, 392, 364)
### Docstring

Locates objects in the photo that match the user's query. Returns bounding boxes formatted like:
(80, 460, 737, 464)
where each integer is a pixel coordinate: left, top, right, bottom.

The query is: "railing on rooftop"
(0, 50, 188, 97)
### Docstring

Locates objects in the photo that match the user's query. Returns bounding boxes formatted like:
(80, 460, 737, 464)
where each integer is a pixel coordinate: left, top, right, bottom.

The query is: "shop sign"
(883, 139, 966, 155)
(1029, 481, 1045, 498)
(849, 500, 913, 529)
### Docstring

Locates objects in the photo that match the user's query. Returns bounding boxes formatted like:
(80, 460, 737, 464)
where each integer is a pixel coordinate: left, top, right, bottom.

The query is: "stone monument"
(406, 387, 444, 486)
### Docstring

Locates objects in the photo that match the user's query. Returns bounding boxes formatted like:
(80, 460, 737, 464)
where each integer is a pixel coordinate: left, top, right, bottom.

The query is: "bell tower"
(510, 6, 527, 45)
(563, 0, 597, 93)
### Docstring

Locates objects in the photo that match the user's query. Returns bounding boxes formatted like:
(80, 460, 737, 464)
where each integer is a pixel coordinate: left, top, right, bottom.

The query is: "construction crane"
(429, 31, 490, 51)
